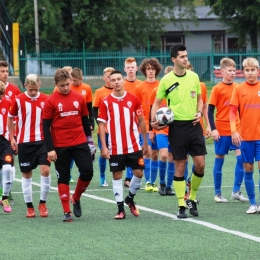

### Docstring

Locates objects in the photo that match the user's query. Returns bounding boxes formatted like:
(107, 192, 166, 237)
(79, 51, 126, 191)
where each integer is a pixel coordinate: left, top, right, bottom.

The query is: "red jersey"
(5, 82, 21, 102)
(98, 91, 142, 155)
(42, 90, 89, 147)
(230, 81, 260, 141)
(0, 98, 11, 140)
(9, 92, 48, 143)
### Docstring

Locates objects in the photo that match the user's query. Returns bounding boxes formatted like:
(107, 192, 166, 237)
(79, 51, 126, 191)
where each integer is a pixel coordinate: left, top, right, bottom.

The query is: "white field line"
(14, 178, 260, 243)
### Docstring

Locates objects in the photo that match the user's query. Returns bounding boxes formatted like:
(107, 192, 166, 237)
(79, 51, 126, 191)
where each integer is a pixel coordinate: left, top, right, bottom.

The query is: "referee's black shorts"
(168, 120, 207, 160)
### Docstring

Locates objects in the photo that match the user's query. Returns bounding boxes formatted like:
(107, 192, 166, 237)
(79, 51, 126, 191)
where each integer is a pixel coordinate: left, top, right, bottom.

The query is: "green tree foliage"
(3, 0, 198, 51)
(205, 0, 260, 49)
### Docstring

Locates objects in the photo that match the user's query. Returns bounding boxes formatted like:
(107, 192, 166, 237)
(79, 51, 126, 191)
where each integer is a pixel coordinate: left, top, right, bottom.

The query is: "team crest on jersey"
(58, 103, 63, 111)
(73, 101, 79, 108)
(138, 158, 144, 166)
(40, 102, 45, 108)
(8, 91, 12, 97)
(1, 108, 6, 115)
(190, 91, 196, 98)
(4, 154, 12, 163)
(82, 90, 86, 95)
(127, 101, 132, 108)
(136, 109, 142, 116)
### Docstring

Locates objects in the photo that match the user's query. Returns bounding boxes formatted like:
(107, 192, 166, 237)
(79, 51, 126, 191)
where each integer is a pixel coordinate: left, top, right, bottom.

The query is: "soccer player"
(209, 58, 248, 203)
(98, 70, 148, 219)
(230, 57, 260, 214)
(0, 81, 13, 213)
(135, 58, 162, 192)
(151, 44, 206, 218)
(93, 67, 115, 187)
(42, 69, 94, 222)
(8, 74, 51, 218)
(0, 60, 21, 203)
(123, 57, 143, 187)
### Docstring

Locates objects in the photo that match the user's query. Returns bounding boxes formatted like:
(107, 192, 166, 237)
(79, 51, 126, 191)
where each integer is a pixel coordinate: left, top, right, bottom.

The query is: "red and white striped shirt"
(5, 82, 21, 102)
(0, 98, 11, 140)
(8, 92, 48, 143)
(98, 91, 142, 155)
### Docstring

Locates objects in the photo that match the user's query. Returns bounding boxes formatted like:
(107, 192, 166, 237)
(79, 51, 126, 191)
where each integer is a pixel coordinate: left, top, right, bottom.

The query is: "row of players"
(0, 44, 259, 221)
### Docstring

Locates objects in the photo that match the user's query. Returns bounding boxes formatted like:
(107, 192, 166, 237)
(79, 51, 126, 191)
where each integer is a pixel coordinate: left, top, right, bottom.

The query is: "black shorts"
(168, 120, 207, 160)
(109, 151, 145, 173)
(54, 142, 93, 184)
(18, 140, 50, 172)
(0, 136, 13, 166)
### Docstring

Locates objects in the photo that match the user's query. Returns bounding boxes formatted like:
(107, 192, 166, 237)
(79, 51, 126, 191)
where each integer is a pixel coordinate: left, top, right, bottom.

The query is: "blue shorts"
(97, 133, 109, 150)
(139, 133, 152, 147)
(240, 140, 260, 164)
(155, 134, 172, 152)
(214, 136, 240, 155)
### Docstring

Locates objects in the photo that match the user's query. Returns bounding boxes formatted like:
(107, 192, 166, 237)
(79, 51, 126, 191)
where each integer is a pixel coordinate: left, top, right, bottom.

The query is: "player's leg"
(212, 137, 230, 202)
(240, 141, 257, 214)
(166, 150, 175, 196)
(150, 146, 159, 192)
(124, 151, 144, 217)
(110, 154, 125, 219)
(98, 134, 109, 187)
(71, 143, 94, 218)
(231, 148, 248, 201)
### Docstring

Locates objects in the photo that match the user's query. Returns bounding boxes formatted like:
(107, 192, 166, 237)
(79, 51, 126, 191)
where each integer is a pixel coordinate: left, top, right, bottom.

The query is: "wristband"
(198, 111, 203, 117)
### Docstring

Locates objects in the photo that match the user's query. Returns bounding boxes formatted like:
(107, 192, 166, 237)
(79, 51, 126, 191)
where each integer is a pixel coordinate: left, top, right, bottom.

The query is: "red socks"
(58, 183, 71, 213)
(73, 179, 90, 201)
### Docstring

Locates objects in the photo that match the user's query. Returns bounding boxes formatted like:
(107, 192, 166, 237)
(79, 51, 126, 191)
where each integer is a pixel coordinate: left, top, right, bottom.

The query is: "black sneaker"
(70, 196, 82, 217)
(165, 187, 175, 196)
(63, 212, 73, 222)
(159, 184, 166, 196)
(186, 199, 199, 216)
(177, 206, 187, 219)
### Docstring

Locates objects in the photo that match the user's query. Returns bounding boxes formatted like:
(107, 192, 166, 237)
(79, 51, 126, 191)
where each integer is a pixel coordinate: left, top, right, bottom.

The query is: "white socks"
(129, 175, 142, 195)
(2, 164, 12, 196)
(22, 177, 32, 203)
(40, 175, 51, 201)
(112, 179, 123, 202)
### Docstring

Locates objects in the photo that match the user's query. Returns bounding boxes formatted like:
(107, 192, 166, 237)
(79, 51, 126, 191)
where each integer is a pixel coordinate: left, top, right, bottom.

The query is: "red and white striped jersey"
(8, 92, 48, 143)
(5, 82, 21, 102)
(98, 91, 142, 155)
(0, 98, 11, 140)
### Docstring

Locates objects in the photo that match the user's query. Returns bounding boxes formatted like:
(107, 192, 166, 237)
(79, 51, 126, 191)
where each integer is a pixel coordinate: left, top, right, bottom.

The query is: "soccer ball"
(155, 107, 174, 125)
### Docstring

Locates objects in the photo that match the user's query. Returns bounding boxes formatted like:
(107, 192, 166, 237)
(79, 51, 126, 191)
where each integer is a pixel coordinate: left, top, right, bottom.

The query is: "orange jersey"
(124, 79, 143, 95)
(209, 81, 240, 136)
(200, 82, 207, 132)
(93, 86, 113, 108)
(230, 81, 260, 141)
(150, 87, 168, 135)
(54, 82, 92, 103)
(135, 80, 160, 131)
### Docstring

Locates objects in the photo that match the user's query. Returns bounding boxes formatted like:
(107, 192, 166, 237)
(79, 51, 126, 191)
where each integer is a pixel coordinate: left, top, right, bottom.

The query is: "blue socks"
(167, 162, 174, 188)
(126, 167, 133, 179)
(213, 158, 224, 195)
(99, 156, 106, 179)
(244, 171, 255, 205)
(159, 160, 167, 185)
(233, 155, 244, 192)
(144, 158, 151, 183)
(150, 160, 158, 184)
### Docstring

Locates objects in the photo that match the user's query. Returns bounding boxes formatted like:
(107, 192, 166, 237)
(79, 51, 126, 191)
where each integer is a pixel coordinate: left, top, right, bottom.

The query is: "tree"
(205, 0, 260, 50)
(3, 0, 198, 51)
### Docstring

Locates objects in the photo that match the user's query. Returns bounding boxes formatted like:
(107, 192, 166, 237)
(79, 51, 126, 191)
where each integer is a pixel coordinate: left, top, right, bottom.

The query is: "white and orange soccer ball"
(155, 107, 174, 125)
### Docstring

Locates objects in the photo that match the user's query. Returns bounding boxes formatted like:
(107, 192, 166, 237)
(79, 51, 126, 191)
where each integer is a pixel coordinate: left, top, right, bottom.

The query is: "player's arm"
(203, 102, 211, 138)
(230, 104, 242, 146)
(150, 98, 166, 130)
(93, 106, 99, 124)
(7, 116, 17, 149)
(137, 115, 149, 156)
(87, 101, 94, 130)
(42, 118, 57, 162)
(193, 94, 203, 125)
(98, 121, 110, 159)
(208, 104, 219, 141)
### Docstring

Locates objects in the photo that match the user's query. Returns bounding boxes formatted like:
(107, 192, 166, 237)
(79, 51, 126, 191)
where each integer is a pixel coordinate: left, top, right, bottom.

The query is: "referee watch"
(198, 111, 203, 117)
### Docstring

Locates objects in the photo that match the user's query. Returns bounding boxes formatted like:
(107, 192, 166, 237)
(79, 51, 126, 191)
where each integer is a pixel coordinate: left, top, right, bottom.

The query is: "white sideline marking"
(14, 178, 260, 243)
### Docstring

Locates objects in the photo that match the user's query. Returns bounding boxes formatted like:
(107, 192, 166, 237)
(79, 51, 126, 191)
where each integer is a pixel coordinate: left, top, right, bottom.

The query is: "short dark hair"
(170, 44, 187, 58)
(109, 70, 123, 77)
(0, 60, 8, 67)
(54, 69, 70, 84)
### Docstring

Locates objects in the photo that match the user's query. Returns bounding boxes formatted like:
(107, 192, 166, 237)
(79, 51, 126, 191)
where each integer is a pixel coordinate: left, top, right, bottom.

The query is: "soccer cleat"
(124, 196, 140, 217)
(114, 211, 126, 219)
(186, 199, 199, 216)
(69, 178, 75, 183)
(100, 178, 109, 187)
(159, 184, 166, 196)
(63, 212, 73, 222)
(144, 182, 153, 192)
(166, 187, 175, 196)
(70, 196, 82, 217)
(231, 191, 249, 202)
(2, 199, 12, 213)
(38, 203, 48, 217)
(26, 208, 36, 218)
(151, 183, 159, 192)
(8, 191, 14, 206)
(214, 194, 228, 203)
(177, 206, 187, 219)
(246, 205, 257, 214)
(124, 180, 130, 188)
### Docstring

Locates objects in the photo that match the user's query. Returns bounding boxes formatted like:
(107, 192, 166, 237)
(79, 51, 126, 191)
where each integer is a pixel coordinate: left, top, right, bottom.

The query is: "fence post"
(211, 40, 215, 84)
(147, 40, 150, 58)
(82, 42, 87, 81)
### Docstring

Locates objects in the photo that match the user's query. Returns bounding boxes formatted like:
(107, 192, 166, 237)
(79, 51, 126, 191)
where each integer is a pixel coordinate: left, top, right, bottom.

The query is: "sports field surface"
(2, 143, 260, 260)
